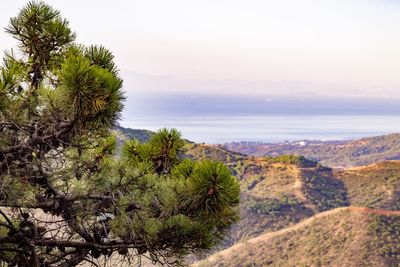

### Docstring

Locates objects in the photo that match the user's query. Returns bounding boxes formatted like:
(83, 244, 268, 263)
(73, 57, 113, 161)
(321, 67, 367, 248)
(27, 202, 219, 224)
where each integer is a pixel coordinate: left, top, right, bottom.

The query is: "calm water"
(123, 115, 400, 143)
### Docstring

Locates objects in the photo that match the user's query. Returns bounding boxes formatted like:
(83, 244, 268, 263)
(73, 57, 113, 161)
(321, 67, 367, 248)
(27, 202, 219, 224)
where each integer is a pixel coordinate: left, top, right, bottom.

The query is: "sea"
(122, 115, 400, 144)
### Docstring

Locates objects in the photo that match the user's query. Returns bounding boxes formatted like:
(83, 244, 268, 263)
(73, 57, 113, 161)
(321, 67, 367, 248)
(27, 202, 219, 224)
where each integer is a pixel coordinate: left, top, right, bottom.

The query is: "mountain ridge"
(195, 207, 400, 267)
(224, 133, 400, 167)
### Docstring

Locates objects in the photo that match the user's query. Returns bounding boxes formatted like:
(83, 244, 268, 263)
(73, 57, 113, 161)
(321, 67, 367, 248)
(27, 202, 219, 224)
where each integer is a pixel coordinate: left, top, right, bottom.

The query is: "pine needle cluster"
(0, 2, 239, 266)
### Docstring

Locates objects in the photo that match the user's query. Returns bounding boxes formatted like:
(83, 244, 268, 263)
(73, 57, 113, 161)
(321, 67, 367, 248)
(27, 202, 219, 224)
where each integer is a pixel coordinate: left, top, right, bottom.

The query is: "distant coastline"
(122, 114, 400, 143)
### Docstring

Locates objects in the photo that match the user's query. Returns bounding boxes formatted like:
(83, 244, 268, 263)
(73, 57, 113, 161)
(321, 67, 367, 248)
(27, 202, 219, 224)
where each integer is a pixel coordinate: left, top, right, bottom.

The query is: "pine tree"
(0, 2, 240, 266)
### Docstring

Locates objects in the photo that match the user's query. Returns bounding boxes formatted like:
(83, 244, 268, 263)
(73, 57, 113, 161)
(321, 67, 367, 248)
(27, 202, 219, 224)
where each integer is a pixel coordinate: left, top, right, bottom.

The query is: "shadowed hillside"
(335, 161, 400, 210)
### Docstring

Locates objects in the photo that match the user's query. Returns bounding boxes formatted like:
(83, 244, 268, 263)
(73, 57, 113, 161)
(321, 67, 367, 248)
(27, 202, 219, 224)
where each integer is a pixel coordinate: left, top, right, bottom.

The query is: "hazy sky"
(1, 0, 400, 96)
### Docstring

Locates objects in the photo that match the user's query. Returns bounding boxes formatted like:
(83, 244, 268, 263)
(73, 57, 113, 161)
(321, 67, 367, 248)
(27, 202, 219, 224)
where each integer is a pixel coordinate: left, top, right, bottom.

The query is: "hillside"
(196, 207, 400, 267)
(111, 130, 400, 265)
(184, 143, 246, 163)
(224, 133, 400, 167)
(186, 143, 400, 266)
(335, 161, 400, 210)
(185, 143, 400, 249)
(113, 126, 154, 143)
(185, 144, 322, 246)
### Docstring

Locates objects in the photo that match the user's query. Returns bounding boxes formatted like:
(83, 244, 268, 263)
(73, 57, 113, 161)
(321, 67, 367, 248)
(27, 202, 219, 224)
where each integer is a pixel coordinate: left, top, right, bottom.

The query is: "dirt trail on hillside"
(292, 168, 306, 201)
(380, 181, 400, 211)
(199, 206, 400, 265)
(348, 207, 400, 216)
(343, 160, 400, 171)
(292, 168, 317, 212)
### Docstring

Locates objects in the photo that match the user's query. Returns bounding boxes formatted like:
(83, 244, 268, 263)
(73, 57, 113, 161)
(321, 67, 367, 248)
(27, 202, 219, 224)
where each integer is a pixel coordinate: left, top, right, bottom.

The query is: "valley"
(116, 128, 400, 266)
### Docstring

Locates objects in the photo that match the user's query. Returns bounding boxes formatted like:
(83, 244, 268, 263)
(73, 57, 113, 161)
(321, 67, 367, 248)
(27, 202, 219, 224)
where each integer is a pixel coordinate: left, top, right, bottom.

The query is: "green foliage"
(171, 159, 196, 180)
(0, 2, 240, 266)
(122, 128, 185, 173)
(185, 160, 240, 215)
(57, 47, 124, 128)
(5, 1, 75, 69)
(265, 155, 318, 167)
(85, 45, 118, 75)
(245, 195, 303, 215)
(102, 129, 240, 260)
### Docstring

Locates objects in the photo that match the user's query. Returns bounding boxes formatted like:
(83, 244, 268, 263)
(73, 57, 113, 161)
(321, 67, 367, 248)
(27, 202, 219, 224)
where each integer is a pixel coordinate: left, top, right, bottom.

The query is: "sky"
(2, 0, 400, 141)
(1, 0, 400, 97)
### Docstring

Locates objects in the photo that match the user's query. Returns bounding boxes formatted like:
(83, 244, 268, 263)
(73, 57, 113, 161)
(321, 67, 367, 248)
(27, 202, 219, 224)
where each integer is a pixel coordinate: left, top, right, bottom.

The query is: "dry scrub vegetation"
(182, 143, 400, 266)
(196, 208, 400, 267)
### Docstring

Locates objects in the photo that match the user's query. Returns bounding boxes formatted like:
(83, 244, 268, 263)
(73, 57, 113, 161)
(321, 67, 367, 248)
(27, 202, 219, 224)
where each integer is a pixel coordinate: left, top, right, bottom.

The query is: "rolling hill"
(185, 143, 400, 250)
(113, 126, 153, 142)
(195, 207, 400, 267)
(114, 128, 400, 266)
(185, 142, 400, 266)
(224, 133, 400, 167)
